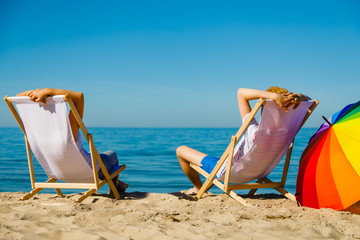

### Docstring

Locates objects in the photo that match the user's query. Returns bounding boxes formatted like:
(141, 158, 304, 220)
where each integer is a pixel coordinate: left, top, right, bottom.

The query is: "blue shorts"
(200, 156, 220, 174)
(98, 151, 119, 180)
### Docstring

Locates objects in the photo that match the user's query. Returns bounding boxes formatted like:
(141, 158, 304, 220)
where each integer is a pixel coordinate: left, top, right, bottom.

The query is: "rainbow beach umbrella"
(296, 101, 360, 210)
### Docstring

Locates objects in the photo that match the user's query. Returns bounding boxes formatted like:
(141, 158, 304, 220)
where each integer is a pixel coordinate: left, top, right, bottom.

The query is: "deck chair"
(4, 94, 126, 203)
(191, 98, 318, 206)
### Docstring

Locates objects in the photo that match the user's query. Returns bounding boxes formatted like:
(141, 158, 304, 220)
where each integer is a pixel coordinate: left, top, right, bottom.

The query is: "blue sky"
(1, 1, 359, 127)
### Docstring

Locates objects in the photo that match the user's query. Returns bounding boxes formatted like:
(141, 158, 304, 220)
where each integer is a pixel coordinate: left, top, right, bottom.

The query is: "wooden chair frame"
(190, 98, 319, 206)
(4, 94, 126, 203)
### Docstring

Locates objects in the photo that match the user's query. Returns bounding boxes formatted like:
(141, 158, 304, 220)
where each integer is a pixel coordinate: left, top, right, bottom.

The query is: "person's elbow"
(73, 91, 84, 100)
(72, 91, 84, 105)
(237, 88, 244, 97)
(78, 92, 84, 100)
(237, 88, 248, 100)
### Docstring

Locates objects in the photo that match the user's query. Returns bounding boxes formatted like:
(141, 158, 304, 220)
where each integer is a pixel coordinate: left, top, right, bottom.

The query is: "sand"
(0, 192, 359, 240)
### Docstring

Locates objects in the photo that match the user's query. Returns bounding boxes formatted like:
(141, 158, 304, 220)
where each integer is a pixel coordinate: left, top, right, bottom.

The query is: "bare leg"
(176, 145, 207, 194)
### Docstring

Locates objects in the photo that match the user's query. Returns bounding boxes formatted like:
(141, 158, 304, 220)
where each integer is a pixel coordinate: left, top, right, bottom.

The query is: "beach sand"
(0, 192, 359, 240)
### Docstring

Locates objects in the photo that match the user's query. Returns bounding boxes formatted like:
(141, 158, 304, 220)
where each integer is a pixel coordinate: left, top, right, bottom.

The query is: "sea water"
(0, 127, 317, 195)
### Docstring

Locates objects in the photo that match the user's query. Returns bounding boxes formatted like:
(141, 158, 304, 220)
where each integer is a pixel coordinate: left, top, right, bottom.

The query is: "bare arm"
(237, 88, 294, 119)
(17, 88, 84, 141)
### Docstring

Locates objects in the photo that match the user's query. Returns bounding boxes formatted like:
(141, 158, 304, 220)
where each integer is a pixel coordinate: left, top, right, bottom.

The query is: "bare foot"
(185, 187, 199, 195)
(109, 180, 129, 195)
(117, 180, 129, 193)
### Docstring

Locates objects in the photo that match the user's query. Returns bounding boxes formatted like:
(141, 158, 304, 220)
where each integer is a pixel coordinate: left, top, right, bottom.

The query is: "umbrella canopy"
(296, 101, 360, 210)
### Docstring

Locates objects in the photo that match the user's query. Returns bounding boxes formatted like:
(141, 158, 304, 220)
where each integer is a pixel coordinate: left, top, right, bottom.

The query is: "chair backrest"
(11, 96, 94, 183)
(220, 100, 314, 183)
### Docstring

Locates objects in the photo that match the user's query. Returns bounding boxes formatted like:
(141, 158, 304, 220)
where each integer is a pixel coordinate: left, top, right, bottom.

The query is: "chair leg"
(273, 186, 296, 201)
(207, 183, 215, 192)
(248, 188, 258, 196)
(76, 189, 96, 203)
(262, 177, 296, 201)
(248, 178, 264, 196)
(20, 188, 44, 201)
(191, 163, 250, 206)
(228, 190, 250, 206)
(102, 165, 126, 200)
(107, 179, 120, 199)
(55, 188, 64, 197)
(210, 177, 250, 206)
(197, 175, 217, 199)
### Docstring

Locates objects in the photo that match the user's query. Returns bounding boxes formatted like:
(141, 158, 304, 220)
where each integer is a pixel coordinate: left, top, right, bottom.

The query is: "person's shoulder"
(243, 113, 258, 125)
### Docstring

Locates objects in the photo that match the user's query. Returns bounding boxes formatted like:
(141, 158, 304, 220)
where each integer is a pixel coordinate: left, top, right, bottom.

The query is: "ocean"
(0, 127, 317, 195)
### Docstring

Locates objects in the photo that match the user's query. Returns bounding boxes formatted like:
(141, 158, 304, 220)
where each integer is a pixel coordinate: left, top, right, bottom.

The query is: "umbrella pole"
(322, 116, 333, 126)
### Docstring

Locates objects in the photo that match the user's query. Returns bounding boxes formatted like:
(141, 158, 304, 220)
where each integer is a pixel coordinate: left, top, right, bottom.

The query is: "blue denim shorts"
(98, 151, 119, 180)
(200, 155, 220, 174)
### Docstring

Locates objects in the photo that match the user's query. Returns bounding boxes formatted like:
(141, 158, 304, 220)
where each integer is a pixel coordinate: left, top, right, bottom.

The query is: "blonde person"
(176, 87, 311, 194)
(17, 88, 129, 194)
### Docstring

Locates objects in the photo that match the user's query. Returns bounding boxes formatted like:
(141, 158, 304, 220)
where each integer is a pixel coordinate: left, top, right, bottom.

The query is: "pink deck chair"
(191, 98, 318, 205)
